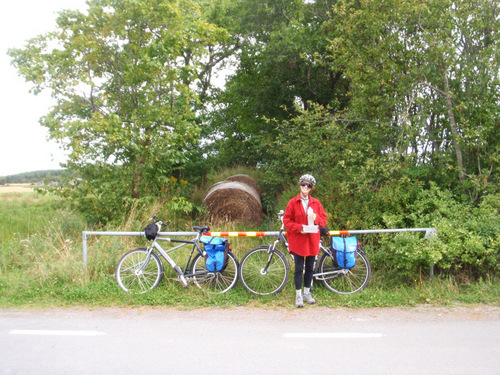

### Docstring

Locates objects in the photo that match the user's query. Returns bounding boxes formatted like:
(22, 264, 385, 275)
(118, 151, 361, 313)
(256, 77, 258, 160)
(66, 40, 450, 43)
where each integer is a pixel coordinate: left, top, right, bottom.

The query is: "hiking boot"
(295, 294, 304, 308)
(303, 292, 316, 305)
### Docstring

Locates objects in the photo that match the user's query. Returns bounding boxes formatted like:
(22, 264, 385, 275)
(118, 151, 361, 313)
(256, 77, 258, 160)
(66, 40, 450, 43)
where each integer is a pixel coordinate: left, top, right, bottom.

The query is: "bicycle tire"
(190, 251, 239, 294)
(115, 247, 164, 293)
(318, 249, 371, 295)
(239, 246, 290, 295)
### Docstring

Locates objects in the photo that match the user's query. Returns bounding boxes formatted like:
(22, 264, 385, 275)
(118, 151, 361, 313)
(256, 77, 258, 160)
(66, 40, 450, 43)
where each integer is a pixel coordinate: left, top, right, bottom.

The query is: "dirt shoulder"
(1, 304, 499, 322)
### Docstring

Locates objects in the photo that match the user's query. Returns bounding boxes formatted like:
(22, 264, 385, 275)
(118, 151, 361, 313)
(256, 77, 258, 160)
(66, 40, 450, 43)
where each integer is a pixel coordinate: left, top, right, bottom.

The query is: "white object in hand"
(307, 207, 315, 225)
(303, 207, 319, 233)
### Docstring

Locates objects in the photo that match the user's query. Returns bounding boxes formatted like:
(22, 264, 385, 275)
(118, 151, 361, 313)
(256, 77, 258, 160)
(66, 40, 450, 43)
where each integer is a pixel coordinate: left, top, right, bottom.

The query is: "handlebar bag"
(331, 236, 357, 269)
(200, 235, 229, 272)
(144, 223, 159, 240)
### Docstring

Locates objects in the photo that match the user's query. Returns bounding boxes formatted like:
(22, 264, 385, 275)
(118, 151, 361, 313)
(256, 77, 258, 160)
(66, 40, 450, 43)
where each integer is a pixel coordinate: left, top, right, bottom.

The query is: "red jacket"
(283, 194, 327, 257)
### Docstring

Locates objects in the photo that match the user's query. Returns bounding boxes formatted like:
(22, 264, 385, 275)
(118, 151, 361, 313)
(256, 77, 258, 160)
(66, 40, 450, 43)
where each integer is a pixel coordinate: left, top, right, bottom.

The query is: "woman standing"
(283, 174, 328, 308)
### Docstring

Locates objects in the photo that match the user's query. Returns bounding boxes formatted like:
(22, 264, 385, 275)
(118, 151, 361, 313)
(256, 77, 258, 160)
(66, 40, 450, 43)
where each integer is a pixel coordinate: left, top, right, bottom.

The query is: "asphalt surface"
(1, 305, 499, 375)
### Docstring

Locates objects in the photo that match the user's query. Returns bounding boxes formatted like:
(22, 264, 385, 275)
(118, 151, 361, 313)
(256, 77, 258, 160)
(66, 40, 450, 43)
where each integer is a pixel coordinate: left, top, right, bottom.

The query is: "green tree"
(9, 0, 228, 221)
(328, 0, 499, 197)
(204, 0, 350, 168)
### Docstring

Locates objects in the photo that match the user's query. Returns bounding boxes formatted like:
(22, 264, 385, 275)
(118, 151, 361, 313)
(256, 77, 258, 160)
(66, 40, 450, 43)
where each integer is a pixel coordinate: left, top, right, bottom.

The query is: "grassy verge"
(1, 192, 498, 310)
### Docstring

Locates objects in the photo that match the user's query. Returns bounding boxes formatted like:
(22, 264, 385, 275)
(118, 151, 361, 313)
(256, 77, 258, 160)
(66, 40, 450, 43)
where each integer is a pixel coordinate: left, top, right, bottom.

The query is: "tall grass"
(0, 191, 498, 309)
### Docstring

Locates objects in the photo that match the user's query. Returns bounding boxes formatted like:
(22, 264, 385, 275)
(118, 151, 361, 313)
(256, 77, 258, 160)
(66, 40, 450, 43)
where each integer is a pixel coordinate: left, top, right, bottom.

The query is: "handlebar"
(148, 214, 209, 235)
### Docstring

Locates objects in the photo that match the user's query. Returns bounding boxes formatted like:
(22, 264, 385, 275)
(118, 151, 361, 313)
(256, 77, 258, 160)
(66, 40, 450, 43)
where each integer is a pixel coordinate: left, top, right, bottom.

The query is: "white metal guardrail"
(82, 227, 437, 270)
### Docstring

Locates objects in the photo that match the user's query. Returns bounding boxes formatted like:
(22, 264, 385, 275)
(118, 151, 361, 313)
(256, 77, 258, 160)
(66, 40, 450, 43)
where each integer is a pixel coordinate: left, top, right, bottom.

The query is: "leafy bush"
(427, 192, 500, 278)
(373, 184, 499, 280)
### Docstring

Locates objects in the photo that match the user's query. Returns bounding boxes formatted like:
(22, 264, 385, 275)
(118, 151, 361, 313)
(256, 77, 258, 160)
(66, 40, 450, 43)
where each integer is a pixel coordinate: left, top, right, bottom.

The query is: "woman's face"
(300, 181, 313, 196)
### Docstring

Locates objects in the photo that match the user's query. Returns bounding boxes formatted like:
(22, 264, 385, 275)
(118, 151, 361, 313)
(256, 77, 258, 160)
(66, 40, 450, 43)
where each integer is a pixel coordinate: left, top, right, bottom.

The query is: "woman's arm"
(283, 200, 303, 234)
(314, 200, 328, 227)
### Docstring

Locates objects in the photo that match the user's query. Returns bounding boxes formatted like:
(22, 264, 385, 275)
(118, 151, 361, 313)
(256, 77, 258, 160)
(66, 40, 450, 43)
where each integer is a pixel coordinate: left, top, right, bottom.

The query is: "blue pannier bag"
(331, 236, 357, 269)
(200, 235, 229, 272)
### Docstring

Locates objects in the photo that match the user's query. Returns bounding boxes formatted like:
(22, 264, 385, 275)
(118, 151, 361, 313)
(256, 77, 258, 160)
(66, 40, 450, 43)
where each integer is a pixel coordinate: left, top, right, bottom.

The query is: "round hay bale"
(203, 180, 262, 225)
(225, 174, 261, 195)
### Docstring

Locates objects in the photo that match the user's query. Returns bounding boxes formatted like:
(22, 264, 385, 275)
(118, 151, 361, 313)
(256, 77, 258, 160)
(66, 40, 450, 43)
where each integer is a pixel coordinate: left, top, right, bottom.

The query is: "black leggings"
(293, 254, 315, 290)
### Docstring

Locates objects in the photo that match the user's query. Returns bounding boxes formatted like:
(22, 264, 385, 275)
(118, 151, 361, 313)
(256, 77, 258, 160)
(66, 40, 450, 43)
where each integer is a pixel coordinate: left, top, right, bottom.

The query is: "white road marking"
(283, 332, 384, 338)
(9, 330, 105, 336)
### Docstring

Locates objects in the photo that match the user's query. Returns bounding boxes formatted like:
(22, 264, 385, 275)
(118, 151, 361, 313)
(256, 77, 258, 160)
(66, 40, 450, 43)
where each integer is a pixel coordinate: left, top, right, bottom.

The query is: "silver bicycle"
(115, 216, 239, 294)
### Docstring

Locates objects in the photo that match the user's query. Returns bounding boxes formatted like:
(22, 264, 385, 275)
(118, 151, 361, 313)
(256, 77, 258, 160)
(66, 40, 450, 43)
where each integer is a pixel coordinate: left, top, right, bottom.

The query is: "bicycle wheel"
(239, 246, 290, 295)
(318, 250, 371, 295)
(115, 247, 164, 293)
(191, 251, 239, 294)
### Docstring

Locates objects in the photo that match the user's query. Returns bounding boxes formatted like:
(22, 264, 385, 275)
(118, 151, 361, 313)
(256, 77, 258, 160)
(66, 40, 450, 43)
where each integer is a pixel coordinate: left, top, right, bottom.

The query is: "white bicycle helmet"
(299, 174, 316, 186)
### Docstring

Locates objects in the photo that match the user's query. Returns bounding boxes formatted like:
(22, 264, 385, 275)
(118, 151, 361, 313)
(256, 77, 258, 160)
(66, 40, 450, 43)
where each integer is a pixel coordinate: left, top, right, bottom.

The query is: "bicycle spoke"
(239, 247, 289, 295)
(191, 252, 239, 294)
(116, 248, 163, 294)
(318, 251, 371, 295)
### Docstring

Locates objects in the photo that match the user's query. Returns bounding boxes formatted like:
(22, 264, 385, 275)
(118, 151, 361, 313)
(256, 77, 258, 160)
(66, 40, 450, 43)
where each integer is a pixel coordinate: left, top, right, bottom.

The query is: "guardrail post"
(425, 228, 438, 278)
(82, 232, 88, 270)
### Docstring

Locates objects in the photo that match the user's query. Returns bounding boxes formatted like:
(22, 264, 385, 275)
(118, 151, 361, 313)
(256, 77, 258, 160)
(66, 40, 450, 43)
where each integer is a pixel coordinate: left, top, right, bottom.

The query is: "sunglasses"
(300, 182, 313, 189)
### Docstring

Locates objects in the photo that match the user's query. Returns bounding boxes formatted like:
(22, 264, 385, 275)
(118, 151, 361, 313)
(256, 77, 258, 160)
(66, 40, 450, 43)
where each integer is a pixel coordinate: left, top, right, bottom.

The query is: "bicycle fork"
(260, 241, 281, 275)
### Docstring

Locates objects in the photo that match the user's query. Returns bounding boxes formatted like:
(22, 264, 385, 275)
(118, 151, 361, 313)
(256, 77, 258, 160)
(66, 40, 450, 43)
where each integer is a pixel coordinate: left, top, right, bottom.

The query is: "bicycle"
(115, 216, 239, 294)
(238, 210, 371, 295)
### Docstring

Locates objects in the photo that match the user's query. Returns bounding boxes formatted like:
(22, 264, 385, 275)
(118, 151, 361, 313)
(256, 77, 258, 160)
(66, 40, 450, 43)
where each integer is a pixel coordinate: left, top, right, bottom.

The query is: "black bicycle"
(115, 216, 239, 294)
(238, 210, 371, 295)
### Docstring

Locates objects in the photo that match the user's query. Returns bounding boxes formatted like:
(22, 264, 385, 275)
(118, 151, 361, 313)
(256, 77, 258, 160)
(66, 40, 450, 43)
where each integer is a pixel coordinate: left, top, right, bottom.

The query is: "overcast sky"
(0, 0, 87, 177)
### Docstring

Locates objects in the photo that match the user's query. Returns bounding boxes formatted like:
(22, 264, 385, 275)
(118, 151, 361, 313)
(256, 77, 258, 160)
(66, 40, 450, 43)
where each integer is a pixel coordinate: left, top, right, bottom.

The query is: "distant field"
(0, 184, 34, 193)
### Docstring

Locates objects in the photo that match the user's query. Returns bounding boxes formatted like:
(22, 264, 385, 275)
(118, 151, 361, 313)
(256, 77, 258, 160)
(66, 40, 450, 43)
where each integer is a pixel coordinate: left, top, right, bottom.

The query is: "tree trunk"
(131, 163, 143, 199)
(132, 138, 151, 199)
(442, 66, 465, 182)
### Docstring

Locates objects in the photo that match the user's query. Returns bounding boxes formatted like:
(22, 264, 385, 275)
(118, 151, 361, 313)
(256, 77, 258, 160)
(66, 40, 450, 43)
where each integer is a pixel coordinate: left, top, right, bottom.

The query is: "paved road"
(1, 306, 499, 375)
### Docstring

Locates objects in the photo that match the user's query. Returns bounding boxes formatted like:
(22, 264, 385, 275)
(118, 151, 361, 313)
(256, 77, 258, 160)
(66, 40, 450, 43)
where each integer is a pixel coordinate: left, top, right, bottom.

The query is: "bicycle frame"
(144, 235, 209, 287)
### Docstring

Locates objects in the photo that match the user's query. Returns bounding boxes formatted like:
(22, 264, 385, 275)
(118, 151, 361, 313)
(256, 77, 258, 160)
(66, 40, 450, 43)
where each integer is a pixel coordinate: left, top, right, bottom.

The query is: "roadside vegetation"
(0, 189, 498, 310)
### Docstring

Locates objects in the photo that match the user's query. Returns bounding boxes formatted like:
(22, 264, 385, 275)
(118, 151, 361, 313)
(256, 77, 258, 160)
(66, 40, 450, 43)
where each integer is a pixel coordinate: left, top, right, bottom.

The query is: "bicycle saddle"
(193, 225, 210, 233)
